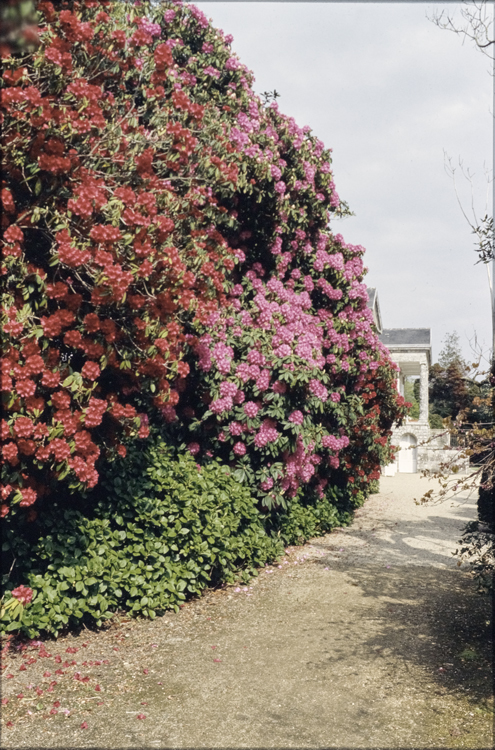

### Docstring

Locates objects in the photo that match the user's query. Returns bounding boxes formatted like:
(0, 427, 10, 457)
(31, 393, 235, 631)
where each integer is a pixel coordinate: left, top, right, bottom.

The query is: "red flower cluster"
(11, 585, 34, 605)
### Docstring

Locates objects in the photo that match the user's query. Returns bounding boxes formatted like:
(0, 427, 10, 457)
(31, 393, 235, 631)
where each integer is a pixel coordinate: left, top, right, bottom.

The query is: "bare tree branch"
(428, 1, 494, 62)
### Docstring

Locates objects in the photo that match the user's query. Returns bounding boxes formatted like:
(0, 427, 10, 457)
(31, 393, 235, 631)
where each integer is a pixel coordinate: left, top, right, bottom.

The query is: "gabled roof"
(379, 328, 431, 347)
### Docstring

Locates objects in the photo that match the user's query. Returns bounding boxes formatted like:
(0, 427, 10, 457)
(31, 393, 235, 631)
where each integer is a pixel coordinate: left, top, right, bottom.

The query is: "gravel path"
(1, 474, 493, 748)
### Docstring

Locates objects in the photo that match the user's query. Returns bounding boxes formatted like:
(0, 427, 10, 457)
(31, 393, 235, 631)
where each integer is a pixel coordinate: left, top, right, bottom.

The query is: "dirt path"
(1, 474, 493, 748)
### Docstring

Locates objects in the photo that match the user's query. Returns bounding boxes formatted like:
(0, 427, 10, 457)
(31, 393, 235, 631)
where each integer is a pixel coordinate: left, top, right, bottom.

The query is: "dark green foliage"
(1, 437, 360, 637)
(404, 379, 420, 419)
(1, 441, 284, 637)
(429, 331, 471, 422)
(269, 487, 354, 546)
(429, 361, 471, 420)
(478, 477, 493, 530)
(465, 379, 493, 425)
(429, 412, 444, 429)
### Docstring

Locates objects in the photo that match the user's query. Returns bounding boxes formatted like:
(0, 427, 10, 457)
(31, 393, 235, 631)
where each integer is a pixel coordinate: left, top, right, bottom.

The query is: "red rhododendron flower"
(51, 391, 71, 410)
(2, 443, 19, 466)
(19, 487, 37, 507)
(24, 355, 44, 375)
(3, 225, 24, 243)
(41, 370, 60, 388)
(14, 379, 37, 398)
(81, 361, 100, 380)
(11, 585, 33, 605)
(13, 417, 34, 437)
(18, 439, 37, 456)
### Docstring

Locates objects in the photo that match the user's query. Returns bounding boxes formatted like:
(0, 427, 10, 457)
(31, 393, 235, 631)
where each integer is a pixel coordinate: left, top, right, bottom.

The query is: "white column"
(419, 362, 428, 423)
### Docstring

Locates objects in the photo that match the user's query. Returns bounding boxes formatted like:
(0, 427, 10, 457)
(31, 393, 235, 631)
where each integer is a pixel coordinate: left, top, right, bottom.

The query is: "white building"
(367, 288, 451, 474)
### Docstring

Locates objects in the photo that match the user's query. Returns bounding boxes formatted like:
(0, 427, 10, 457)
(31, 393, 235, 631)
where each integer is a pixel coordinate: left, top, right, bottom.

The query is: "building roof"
(365, 287, 382, 333)
(366, 287, 377, 309)
(379, 328, 431, 347)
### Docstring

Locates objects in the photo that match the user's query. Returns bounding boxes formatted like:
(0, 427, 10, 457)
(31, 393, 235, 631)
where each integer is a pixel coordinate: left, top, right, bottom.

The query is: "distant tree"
(413, 378, 420, 402)
(429, 332, 470, 421)
(437, 331, 467, 372)
(429, 363, 471, 420)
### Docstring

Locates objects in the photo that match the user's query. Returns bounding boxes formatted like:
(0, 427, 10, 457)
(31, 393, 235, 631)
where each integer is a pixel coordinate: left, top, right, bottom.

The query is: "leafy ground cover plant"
(1, 434, 362, 637)
(1, 438, 286, 637)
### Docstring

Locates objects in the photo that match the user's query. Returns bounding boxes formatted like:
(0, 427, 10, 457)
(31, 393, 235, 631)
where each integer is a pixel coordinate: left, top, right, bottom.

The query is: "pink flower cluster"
(219, 381, 238, 398)
(317, 278, 343, 300)
(309, 379, 328, 402)
(260, 477, 274, 490)
(253, 419, 279, 448)
(229, 421, 243, 435)
(211, 396, 233, 414)
(288, 410, 304, 424)
(243, 401, 259, 419)
(212, 342, 233, 374)
(281, 437, 318, 496)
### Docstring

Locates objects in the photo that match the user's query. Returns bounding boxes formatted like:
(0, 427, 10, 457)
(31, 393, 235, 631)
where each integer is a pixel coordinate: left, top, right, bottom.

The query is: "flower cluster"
(10, 585, 34, 606)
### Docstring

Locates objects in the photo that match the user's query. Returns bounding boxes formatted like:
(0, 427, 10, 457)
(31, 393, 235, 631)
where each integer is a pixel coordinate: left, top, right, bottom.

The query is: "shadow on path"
(311, 558, 493, 709)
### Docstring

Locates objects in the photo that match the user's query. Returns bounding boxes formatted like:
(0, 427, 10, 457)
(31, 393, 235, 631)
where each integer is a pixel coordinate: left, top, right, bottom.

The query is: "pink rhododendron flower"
(243, 401, 259, 418)
(309, 379, 328, 402)
(210, 396, 233, 414)
(288, 410, 304, 424)
(272, 380, 287, 394)
(260, 477, 274, 490)
(229, 422, 243, 436)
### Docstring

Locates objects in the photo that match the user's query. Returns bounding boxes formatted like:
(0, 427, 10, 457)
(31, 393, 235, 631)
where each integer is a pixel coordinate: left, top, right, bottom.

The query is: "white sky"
(195, 1, 493, 363)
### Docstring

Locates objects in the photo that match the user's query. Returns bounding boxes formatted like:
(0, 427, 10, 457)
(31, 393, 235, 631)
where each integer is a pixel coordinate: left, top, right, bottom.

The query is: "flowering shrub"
(179, 251, 406, 509)
(1, 0, 407, 523)
(1, 0, 258, 513)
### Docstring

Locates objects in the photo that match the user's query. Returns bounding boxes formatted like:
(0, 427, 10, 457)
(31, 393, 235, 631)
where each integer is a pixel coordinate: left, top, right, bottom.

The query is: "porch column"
(419, 361, 428, 423)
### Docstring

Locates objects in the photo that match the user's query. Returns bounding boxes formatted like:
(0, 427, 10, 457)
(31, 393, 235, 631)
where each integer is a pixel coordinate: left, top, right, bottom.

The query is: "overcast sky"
(196, 1, 493, 364)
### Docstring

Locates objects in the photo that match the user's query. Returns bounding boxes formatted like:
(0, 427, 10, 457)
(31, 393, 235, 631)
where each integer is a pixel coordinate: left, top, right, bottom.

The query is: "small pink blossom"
(243, 401, 259, 419)
(229, 422, 243, 436)
(233, 442, 246, 456)
(260, 477, 274, 491)
(288, 410, 304, 425)
(272, 380, 287, 394)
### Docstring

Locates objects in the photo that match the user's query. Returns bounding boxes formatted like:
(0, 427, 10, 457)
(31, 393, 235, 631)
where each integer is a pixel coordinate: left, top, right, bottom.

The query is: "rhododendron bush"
(1, 0, 407, 524)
